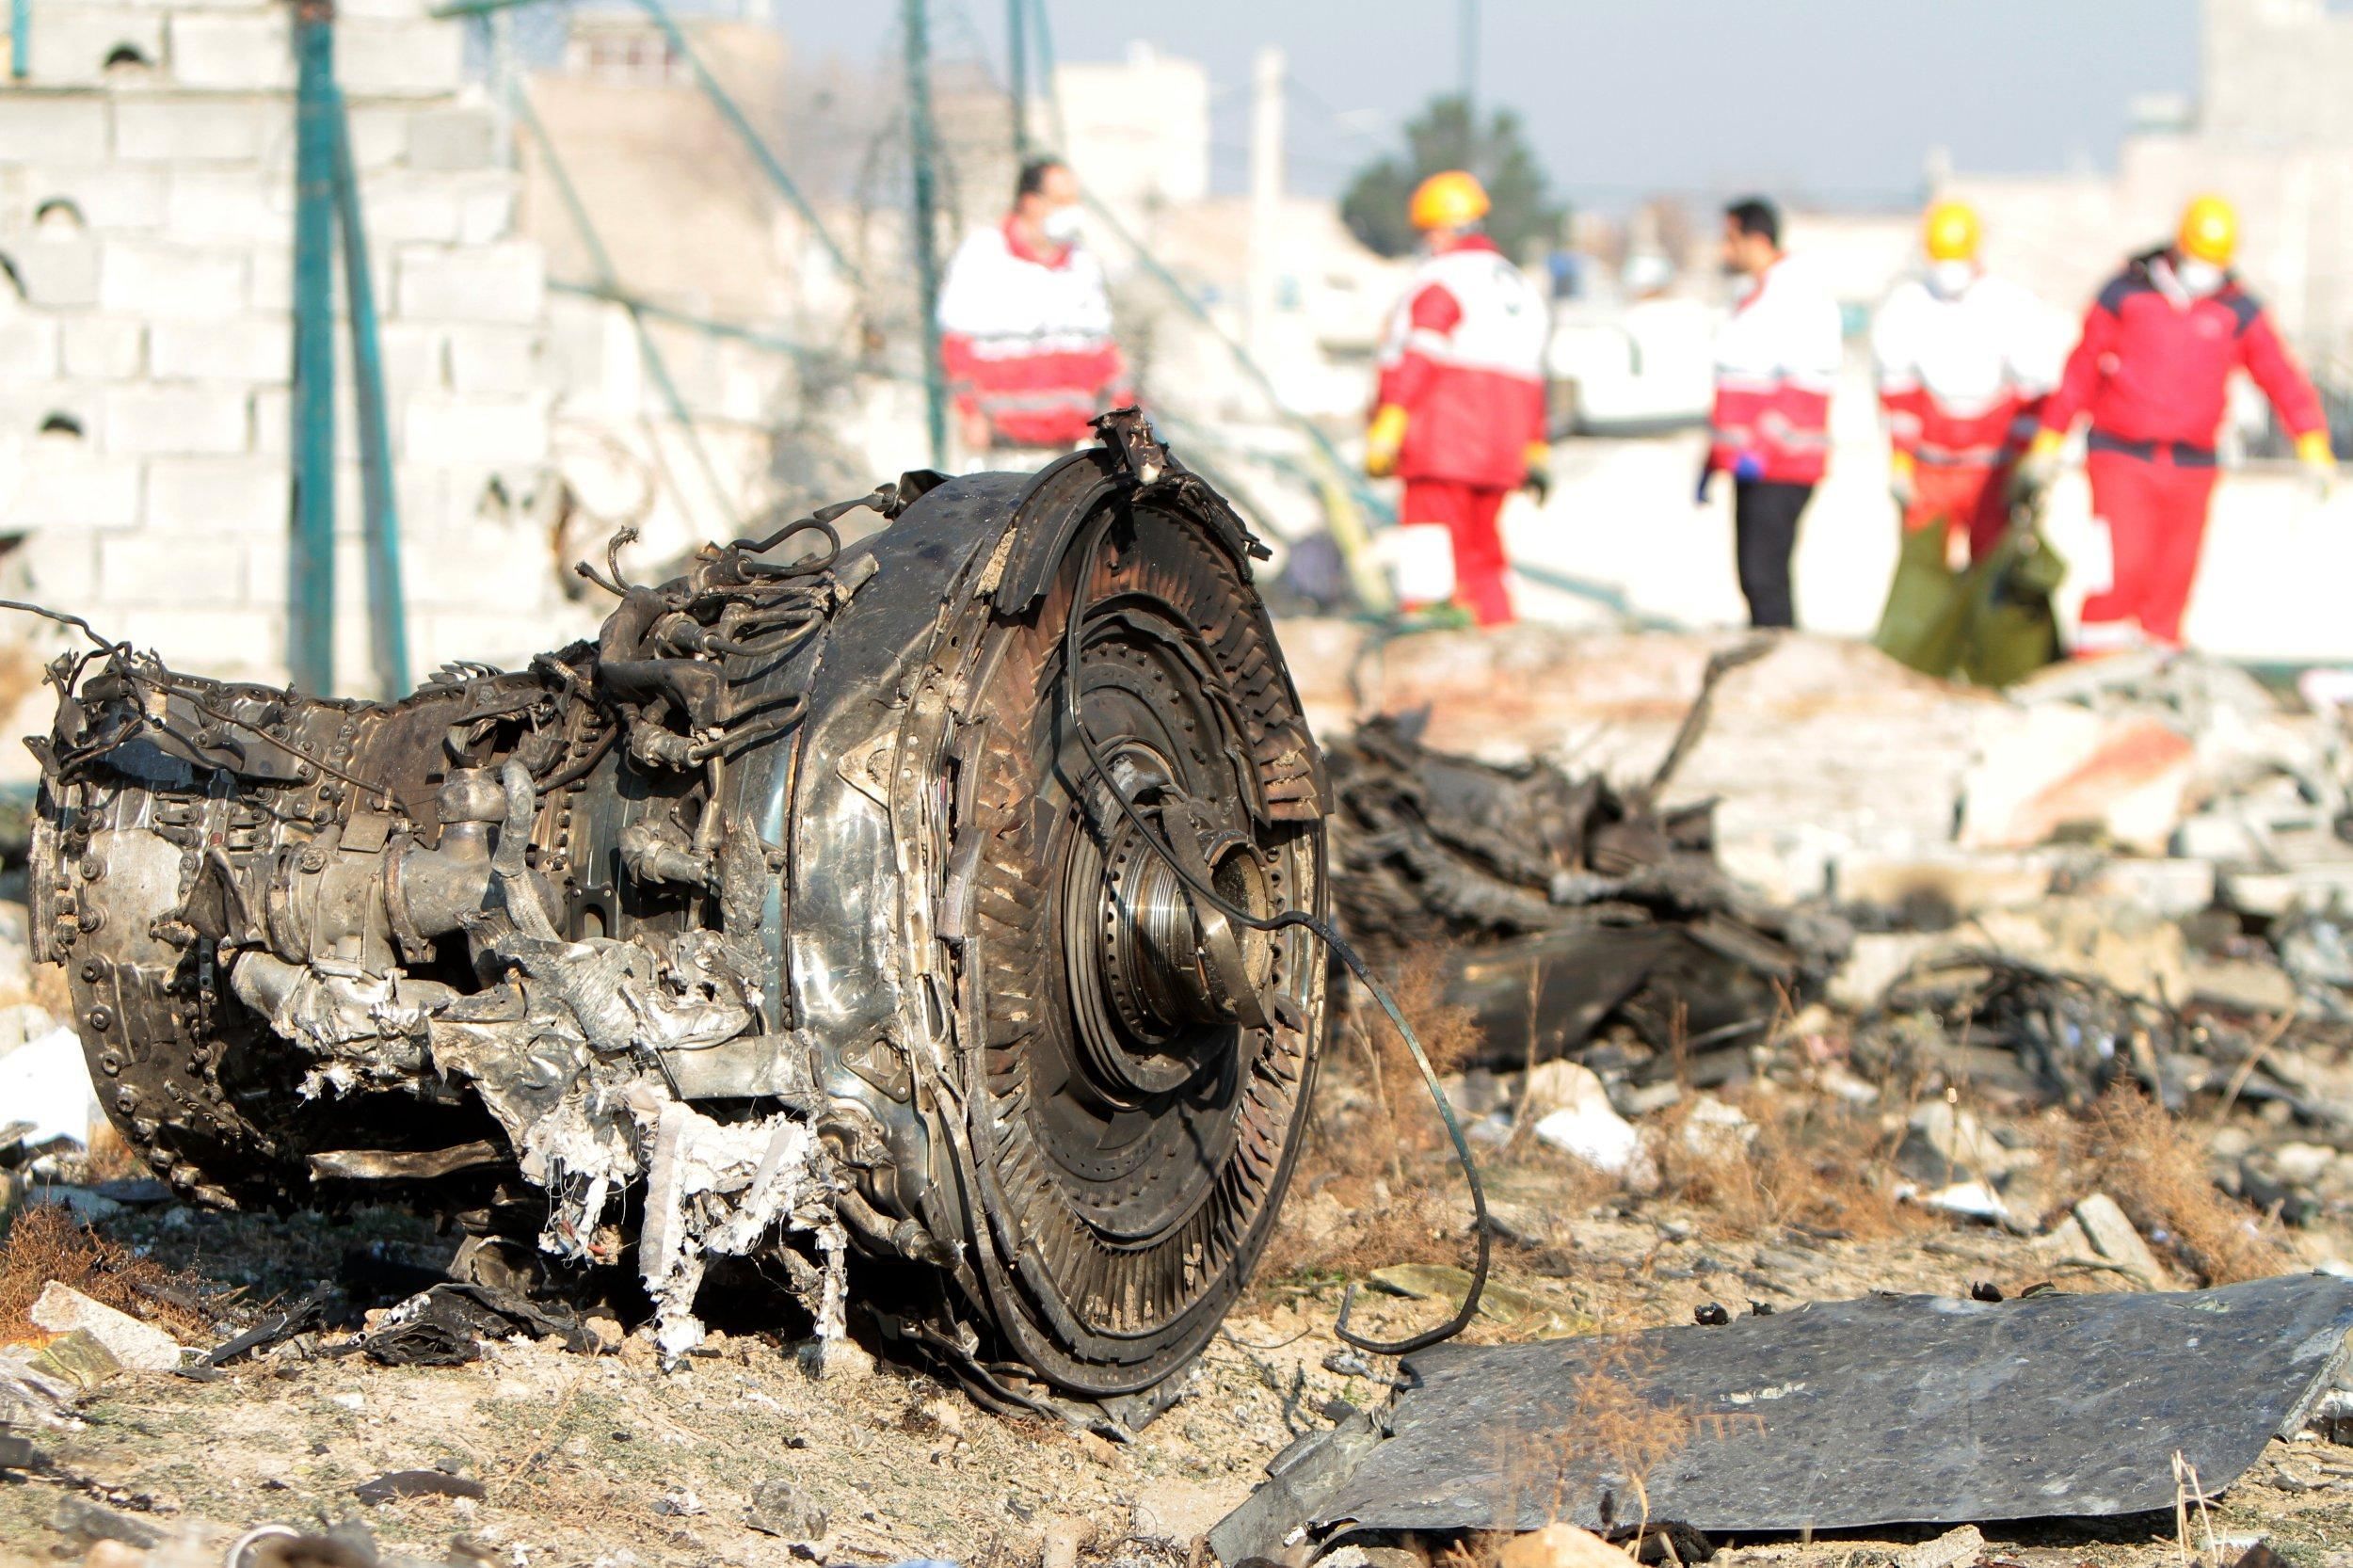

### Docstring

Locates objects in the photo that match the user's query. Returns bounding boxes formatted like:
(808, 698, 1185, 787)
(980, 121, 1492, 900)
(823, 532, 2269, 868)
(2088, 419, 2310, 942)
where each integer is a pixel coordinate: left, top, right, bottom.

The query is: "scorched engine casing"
(26, 415, 1330, 1399)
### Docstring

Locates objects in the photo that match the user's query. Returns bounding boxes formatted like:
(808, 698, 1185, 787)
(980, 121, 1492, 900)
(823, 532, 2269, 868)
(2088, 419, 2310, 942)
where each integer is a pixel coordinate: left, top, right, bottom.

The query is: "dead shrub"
(0, 1202, 211, 1343)
(2055, 1084, 2286, 1286)
(1654, 1091, 1920, 1243)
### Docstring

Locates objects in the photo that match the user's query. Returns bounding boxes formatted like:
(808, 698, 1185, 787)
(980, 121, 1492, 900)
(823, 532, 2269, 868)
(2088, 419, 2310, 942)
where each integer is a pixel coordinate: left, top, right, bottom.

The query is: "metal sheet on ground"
(1314, 1276, 2353, 1535)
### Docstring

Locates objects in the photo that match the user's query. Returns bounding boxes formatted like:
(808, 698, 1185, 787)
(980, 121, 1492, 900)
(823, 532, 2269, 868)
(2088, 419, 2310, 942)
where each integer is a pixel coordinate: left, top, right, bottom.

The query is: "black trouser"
(1733, 478, 1814, 629)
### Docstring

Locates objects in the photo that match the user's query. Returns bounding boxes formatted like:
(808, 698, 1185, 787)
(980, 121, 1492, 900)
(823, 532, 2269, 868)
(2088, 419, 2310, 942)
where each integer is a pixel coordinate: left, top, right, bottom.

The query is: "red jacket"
(1709, 258, 1844, 485)
(1374, 236, 1548, 488)
(936, 218, 1130, 448)
(2041, 249, 2324, 452)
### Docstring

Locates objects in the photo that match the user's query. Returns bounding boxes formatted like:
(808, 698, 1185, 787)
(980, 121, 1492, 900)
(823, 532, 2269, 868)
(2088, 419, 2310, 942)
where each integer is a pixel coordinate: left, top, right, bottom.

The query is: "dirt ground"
(9, 1058, 2353, 1568)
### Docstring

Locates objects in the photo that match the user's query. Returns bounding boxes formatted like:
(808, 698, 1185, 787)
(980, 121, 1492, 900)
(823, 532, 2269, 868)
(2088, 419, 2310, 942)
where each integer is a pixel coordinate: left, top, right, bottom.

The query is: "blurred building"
(1944, 0, 2353, 436)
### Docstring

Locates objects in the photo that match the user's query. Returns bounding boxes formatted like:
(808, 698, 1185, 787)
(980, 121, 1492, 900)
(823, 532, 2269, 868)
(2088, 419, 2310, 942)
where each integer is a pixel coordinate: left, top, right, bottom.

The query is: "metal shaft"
(290, 2, 339, 695)
(904, 0, 948, 470)
(329, 86, 410, 701)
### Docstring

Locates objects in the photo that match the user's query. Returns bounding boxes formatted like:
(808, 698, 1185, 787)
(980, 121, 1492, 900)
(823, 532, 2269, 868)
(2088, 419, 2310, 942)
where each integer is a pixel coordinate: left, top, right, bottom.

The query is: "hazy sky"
(781, 0, 2203, 209)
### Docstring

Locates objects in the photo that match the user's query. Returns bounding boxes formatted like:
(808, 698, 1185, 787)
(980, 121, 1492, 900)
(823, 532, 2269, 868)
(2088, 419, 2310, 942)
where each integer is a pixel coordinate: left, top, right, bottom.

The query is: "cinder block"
(149, 317, 291, 383)
(98, 532, 248, 606)
(5, 166, 168, 232)
(0, 95, 110, 165)
(165, 10, 292, 90)
(358, 175, 460, 245)
(114, 95, 288, 164)
(58, 317, 145, 380)
(452, 179, 514, 246)
(247, 239, 290, 312)
(250, 380, 366, 461)
(144, 455, 286, 534)
(4, 441, 141, 530)
(163, 169, 287, 245)
(392, 241, 543, 324)
(0, 384, 105, 446)
(336, 20, 464, 98)
(444, 325, 538, 396)
(376, 321, 447, 397)
(116, 607, 287, 681)
(0, 319, 62, 381)
(404, 105, 498, 171)
(344, 105, 410, 172)
(401, 392, 546, 465)
(99, 240, 247, 319)
(103, 383, 250, 456)
(13, 531, 101, 606)
(400, 519, 555, 611)
(3, 235, 103, 309)
(24, 7, 165, 88)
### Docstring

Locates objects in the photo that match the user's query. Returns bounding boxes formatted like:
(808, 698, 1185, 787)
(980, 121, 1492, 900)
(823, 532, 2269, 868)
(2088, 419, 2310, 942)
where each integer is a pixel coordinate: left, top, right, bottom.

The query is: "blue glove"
(1694, 463, 1716, 505)
(1734, 451, 1766, 482)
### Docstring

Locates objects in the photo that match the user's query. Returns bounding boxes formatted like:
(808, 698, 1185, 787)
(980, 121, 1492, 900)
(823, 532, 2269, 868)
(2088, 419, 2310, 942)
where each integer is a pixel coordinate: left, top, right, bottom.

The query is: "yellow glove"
(1522, 439, 1552, 504)
(2008, 427, 2065, 505)
(2298, 430, 2336, 500)
(1365, 404, 1408, 478)
(1888, 449, 1916, 509)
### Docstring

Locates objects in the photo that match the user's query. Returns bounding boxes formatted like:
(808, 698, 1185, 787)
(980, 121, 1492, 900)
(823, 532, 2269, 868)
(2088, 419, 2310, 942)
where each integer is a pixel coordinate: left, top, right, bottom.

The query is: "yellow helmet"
(1410, 170, 1491, 232)
(1923, 200, 1981, 264)
(2178, 195, 2238, 266)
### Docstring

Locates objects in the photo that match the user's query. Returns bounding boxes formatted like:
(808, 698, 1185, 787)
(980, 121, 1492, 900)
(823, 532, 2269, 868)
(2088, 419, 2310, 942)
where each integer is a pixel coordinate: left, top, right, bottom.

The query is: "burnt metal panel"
(1311, 1277, 2353, 1536)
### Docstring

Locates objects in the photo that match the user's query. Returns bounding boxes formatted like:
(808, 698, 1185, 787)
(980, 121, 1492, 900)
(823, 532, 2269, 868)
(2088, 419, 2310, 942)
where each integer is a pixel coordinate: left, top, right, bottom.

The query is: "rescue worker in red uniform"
(1702, 196, 1843, 629)
(1873, 200, 2063, 563)
(1365, 170, 1550, 626)
(2019, 196, 2336, 650)
(936, 157, 1131, 456)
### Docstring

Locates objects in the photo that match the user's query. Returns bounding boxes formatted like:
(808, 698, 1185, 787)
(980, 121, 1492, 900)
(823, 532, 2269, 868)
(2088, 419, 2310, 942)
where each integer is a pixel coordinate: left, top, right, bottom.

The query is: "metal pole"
(1008, 0, 1029, 161)
(289, 1, 338, 695)
(329, 86, 409, 700)
(10, 0, 29, 80)
(904, 0, 948, 470)
(630, 0, 859, 284)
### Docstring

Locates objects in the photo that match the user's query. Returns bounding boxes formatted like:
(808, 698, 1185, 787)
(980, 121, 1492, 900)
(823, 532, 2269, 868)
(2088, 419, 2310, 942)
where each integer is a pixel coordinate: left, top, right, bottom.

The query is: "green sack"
(1871, 503, 2067, 689)
(1871, 515, 1973, 678)
(1960, 520, 2066, 689)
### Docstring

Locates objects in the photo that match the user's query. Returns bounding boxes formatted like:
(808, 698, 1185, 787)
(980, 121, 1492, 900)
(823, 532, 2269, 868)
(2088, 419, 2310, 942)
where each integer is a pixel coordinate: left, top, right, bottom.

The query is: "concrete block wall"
(0, 0, 590, 739)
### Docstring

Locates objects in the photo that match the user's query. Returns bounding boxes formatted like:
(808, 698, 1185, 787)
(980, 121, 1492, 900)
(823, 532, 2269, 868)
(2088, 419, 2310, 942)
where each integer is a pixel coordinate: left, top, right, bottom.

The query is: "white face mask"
(2174, 256, 2225, 296)
(1040, 204, 1083, 246)
(1926, 260, 1976, 300)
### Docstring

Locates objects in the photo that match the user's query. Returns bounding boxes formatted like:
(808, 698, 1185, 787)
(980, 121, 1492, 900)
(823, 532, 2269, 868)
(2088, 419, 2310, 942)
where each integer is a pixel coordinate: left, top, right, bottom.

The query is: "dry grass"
(0, 1202, 212, 1343)
(1257, 947, 1491, 1286)
(2054, 1085, 2288, 1286)
(1653, 1090, 1922, 1244)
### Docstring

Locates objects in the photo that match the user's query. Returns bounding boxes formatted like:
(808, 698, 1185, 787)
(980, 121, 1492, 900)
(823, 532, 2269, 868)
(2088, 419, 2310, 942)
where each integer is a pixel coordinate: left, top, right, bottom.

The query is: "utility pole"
(290, 0, 338, 695)
(1245, 45, 1284, 370)
(904, 0, 948, 470)
(1008, 0, 1029, 162)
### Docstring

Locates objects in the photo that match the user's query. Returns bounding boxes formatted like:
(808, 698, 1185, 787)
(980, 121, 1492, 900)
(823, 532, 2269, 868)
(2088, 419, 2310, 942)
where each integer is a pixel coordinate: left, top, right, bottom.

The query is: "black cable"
(1057, 510, 1491, 1357)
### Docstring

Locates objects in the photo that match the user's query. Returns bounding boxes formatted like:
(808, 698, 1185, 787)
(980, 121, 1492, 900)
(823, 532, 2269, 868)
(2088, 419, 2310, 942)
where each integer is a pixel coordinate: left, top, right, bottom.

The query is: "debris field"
(12, 623, 2353, 1568)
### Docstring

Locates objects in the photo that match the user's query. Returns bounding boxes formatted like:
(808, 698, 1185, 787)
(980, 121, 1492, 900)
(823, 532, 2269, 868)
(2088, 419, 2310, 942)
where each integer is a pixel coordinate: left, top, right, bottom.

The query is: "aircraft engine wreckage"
(24, 412, 1330, 1404)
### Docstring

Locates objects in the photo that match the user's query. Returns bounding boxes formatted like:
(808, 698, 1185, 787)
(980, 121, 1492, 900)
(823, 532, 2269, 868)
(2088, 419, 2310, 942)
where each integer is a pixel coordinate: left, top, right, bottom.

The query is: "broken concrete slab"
(1292, 1275, 2353, 1538)
(1960, 706, 2197, 855)
(2071, 1192, 2168, 1288)
(29, 1281, 182, 1372)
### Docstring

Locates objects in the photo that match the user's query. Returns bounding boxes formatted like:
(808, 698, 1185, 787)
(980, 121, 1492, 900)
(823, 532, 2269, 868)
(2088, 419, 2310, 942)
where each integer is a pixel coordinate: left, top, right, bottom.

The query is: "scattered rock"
(1680, 1096, 1756, 1161)
(1038, 1513, 1094, 1568)
(1528, 1063, 1655, 1187)
(353, 1469, 487, 1506)
(797, 1336, 875, 1383)
(1497, 1522, 1630, 1568)
(744, 1478, 829, 1541)
(26, 1330, 123, 1391)
(1897, 1523, 1985, 1568)
(2072, 1192, 2167, 1287)
(30, 1281, 184, 1373)
(655, 1486, 706, 1517)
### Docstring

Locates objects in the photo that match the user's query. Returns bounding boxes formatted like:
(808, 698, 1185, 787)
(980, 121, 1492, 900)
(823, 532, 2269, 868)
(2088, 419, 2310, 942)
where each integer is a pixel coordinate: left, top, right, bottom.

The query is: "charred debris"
(23, 412, 1334, 1414)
